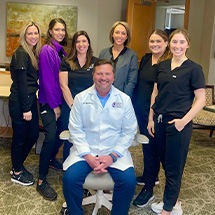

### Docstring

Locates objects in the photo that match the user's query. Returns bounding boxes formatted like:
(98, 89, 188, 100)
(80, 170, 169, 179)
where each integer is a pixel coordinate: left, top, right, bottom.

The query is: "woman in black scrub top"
(58, 30, 97, 160)
(149, 28, 205, 215)
(132, 29, 170, 208)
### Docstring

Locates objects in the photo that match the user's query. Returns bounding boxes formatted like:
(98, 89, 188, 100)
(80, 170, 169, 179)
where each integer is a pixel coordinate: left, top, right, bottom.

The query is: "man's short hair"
(93, 59, 115, 73)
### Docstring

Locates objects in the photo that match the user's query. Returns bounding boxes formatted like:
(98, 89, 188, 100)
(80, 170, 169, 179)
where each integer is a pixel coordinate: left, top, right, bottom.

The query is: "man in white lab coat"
(63, 59, 137, 215)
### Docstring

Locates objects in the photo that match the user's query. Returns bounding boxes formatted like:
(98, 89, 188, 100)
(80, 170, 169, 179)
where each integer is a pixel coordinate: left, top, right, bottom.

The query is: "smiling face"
(93, 64, 114, 96)
(49, 22, 66, 43)
(75, 35, 89, 55)
(25, 25, 40, 49)
(149, 33, 168, 55)
(112, 24, 128, 47)
(170, 32, 189, 58)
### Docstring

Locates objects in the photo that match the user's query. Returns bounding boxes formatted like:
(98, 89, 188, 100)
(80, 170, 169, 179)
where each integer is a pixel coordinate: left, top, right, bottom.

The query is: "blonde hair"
(109, 21, 131, 46)
(19, 22, 41, 70)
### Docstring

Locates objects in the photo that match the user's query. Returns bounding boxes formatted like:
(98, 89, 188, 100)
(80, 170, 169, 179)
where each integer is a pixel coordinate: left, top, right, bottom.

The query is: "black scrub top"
(9, 46, 38, 112)
(60, 56, 97, 98)
(132, 53, 157, 120)
(153, 59, 205, 118)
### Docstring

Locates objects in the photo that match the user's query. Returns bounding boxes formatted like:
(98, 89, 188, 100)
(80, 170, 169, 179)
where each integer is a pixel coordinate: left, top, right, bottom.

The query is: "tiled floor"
(0, 129, 215, 215)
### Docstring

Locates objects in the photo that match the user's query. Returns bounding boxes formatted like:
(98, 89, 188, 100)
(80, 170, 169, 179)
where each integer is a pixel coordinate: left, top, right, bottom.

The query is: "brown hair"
(93, 59, 115, 74)
(169, 28, 191, 56)
(19, 21, 41, 70)
(149, 29, 171, 63)
(109, 21, 131, 46)
(45, 18, 68, 46)
(66, 30, 93, 70)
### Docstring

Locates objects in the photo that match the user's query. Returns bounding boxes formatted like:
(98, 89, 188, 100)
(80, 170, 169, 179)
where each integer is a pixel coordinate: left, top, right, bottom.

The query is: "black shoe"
(49, 159, 63, 172)
(83, 189, 91, 197)
(60, 206, 68, 215)
(133, 188, 154, 208)
(36, 180, 57, 201)
(10, 167, 34, 182)
(136, 176, 159, 186)
(11, 170, 34, 186)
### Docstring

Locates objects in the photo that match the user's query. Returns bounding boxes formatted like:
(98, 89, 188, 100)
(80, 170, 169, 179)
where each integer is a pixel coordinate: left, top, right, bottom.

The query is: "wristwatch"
(109, 153, 117, 163)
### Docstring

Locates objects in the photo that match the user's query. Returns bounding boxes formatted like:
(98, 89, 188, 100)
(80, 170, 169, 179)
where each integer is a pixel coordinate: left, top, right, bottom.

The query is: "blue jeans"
(63, 161, 136, 215)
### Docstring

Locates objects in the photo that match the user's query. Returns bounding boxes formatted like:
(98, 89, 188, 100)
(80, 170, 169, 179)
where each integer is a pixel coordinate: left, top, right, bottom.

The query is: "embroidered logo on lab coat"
(83, 101, 93, 105)
(112, 102, 122, 108)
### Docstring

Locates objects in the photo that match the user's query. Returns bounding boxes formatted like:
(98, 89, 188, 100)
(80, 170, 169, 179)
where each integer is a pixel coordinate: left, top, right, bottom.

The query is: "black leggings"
(9, 94, 39, 172)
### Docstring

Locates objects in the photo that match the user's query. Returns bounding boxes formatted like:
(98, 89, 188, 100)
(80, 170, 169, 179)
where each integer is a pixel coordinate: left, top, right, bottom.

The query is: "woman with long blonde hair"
(9, 21, 41, 186)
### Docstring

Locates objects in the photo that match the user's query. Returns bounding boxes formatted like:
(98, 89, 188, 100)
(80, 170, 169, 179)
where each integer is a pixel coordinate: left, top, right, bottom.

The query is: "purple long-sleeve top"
(38, 39, 66, 109)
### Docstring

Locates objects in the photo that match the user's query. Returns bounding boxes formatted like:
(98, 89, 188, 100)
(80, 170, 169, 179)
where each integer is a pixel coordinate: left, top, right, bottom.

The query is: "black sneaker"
(136, 176, 159, 186)
(60, 205, 68, 215)
(11, 170, 34, 186)
(36, 180, 57, 201)
(49, 159, 63, 172)
(133, 188, 154, 208)
(10, 167, 34, 182)
(83, 189, 91, 197)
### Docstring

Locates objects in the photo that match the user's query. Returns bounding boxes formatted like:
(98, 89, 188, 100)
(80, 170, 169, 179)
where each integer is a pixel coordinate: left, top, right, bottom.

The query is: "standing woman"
(132, 29, 170, 207)
(9, 22, 41, 186)
(38, 18, 68, 201)
(58, 30, 97, 160)
(99, 21, 138, 98)
(148, 28, 205, 215)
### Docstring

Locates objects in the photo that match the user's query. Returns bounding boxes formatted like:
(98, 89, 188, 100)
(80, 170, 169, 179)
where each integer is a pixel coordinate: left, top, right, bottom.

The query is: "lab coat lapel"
(89, 85, 103, 108)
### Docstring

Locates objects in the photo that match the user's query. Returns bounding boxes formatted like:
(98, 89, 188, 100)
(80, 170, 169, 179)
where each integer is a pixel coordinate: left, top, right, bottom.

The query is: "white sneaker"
(151, 201, 183, 215)
(132, 134, 149, 146)
(136, 134, 149, 144)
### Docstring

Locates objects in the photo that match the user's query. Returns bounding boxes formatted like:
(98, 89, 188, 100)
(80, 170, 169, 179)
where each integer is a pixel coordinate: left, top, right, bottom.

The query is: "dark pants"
(63, 161, 136, 215)
(135, 111, 160, 192)
(154, 114, 192, 212)
(51, 99, 72, 161)
(9, 94, 39, 172)
(39, 104, 61, 180)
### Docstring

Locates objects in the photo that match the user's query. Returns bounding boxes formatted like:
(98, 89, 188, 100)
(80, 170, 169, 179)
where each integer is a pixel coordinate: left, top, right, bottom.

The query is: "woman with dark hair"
(37, 18, 68, 201)
(132, 29, 170, 208)
(99, 21, 138, 98)
(58, 30, 97, 160)
(9, 21, 41, 186)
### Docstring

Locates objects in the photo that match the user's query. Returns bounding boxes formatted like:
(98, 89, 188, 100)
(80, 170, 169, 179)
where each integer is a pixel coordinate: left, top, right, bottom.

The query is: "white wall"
(0, 0, 125, 64)
(188, 0, 215, 86)
(0, 0, 126, 127)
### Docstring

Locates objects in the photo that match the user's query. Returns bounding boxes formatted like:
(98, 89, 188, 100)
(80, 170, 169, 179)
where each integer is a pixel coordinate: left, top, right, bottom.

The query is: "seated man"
(63, 59, 137, 215)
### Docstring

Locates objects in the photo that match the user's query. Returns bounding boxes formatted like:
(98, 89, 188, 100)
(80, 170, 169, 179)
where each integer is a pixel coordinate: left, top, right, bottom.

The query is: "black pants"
(135, 111, 160, 192)
(39, 104, 61, 180)
(51, 99, 72, 161)
(154, 114, 192, 212)
(9, 94, 39, 172)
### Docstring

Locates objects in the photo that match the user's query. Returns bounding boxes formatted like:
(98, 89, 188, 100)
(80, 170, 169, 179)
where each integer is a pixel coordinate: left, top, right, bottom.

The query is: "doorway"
(126, 0, 189, 60)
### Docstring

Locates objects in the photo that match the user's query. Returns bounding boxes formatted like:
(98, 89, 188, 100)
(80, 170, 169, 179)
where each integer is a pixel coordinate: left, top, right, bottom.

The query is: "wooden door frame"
(184, 0, 190, 29)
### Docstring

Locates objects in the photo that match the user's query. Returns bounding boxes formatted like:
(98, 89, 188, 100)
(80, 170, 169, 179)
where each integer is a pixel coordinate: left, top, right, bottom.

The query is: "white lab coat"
(63, 85, 137, 171)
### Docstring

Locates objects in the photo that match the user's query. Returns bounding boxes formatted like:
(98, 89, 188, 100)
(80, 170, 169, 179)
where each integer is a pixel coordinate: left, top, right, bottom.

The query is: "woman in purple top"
(38, 18, 68, 201)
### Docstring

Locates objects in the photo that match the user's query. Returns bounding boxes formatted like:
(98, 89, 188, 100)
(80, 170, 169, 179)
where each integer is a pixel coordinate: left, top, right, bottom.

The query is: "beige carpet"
(0, 129, 215, 215)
